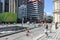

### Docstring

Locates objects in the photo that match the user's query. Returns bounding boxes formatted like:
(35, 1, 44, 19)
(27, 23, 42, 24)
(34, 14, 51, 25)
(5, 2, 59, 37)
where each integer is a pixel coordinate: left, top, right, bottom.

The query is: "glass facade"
(18, 0, 27, 7)
(0, 0, 44, 22)
(5, 0, 9, 12)
(0, 2, 2, 13)
(27, 0, 44, 22)
(18, 4, 27, 19)
(0, 0, 1, 2)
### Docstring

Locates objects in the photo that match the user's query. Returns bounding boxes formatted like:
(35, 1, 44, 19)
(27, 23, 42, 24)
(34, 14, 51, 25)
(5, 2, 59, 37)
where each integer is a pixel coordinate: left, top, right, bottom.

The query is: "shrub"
(0, 12, 17, 22)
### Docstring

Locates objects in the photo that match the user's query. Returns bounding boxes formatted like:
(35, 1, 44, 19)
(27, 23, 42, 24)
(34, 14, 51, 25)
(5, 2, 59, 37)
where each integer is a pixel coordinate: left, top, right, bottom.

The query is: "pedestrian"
(24, 28, 29, 36)
(55, 22, 58, 29)
(44, 22, 49, 37)
(41, 21, 44, 27)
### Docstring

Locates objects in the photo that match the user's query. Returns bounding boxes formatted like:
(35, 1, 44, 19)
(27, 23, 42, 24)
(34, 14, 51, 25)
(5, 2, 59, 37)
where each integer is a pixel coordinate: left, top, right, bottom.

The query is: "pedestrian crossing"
(38, 27, 60, 40)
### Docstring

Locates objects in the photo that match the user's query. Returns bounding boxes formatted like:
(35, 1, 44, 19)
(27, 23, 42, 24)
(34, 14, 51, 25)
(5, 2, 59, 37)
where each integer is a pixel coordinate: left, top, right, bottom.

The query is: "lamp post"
(22, 17, 24, 27)
(3, 0, 5, 12)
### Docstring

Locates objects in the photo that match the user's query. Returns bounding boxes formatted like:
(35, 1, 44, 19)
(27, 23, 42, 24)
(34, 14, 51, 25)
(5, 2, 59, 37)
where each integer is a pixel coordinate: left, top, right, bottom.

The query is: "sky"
(0, 0, 3, 2)
(1, 0, 53, 16)
(44, 0, 53, 16)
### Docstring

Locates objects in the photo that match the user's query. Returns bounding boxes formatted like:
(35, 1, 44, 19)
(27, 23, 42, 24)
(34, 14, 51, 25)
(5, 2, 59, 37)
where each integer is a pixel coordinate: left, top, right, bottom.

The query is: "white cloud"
(46, 12, 53, 16)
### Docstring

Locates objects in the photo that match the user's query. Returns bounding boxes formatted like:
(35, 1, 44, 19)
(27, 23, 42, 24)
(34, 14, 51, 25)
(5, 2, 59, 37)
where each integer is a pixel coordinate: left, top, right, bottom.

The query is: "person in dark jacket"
(55, 22, 58, 29)
(45, 24, 48, 36)
(44, 22, 48, 37)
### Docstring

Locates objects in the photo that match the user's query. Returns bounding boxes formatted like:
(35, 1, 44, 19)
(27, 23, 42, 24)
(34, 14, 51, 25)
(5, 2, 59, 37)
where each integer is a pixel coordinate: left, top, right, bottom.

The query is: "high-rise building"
(5, 0, 9, 12)
(18, 0, 27, 7)
(17, 0, 27, 23)
(27, 0, 44, 22)
(0, 0, 1, 2)
(9, 0, 18, 13)
(0, 2, 2, 13)
(2, 0, 9, 12)
(18, 4, 27, 19)
(2, 0, 18, 13)
(53, 0, 60, 23)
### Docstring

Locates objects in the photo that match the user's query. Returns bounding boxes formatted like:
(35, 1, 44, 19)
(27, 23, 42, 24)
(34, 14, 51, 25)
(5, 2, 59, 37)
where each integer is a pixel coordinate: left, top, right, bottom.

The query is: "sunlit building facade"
(53, 0, 60, 23)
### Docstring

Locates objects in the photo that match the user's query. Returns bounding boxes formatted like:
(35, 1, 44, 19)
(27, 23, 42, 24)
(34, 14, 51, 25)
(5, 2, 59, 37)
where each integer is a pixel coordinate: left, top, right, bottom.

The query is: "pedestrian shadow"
(25, 33, 34, 40)
(45, 35, 55, 39)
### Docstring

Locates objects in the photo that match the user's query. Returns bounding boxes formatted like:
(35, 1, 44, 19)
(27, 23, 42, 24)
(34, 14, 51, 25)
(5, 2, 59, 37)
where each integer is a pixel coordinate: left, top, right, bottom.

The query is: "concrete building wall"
(9, 0, 16, 13)
(53, 0, 60, 23)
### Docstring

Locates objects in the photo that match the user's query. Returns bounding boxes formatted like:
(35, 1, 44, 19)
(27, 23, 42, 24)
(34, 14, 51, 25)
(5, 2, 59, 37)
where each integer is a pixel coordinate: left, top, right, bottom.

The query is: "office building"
(18, 4, 27, 19)
(9, 0, 18, 13)
(27, 0, 44, 22)
(0, 0, 1, 2)
(2, 0, 18, 13)
(17, 0, 27, 23)
(5, 0, 9, 12)
(0, 2, 2, 13)
(18, 0, 27, 7)
(2, 0, 9, 12)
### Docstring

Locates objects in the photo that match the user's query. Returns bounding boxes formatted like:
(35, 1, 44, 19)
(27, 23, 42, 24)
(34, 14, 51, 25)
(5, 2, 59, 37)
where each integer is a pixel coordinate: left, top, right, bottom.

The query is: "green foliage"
(47, 16, 53, 23)
(0, 12, 17, 22)
(0, 13, 2, 21)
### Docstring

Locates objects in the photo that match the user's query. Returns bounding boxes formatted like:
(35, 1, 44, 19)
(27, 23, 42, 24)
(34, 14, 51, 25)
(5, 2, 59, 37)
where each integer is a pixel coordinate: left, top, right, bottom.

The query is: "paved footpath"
(0, 26, 45, 40)
(38, 27, 60, 40)
(0, 24, 56, 40)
